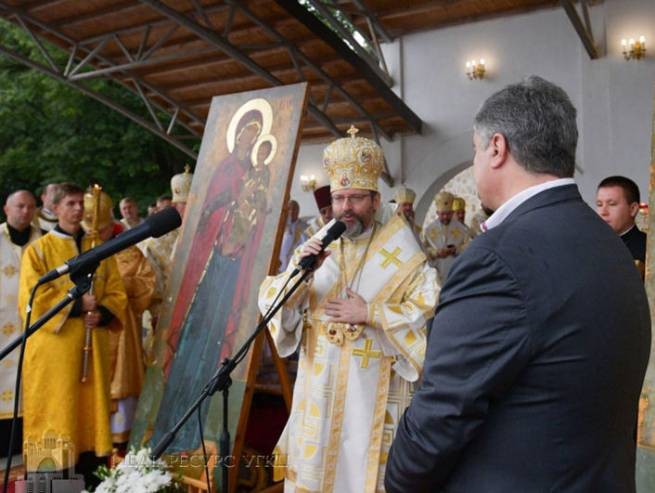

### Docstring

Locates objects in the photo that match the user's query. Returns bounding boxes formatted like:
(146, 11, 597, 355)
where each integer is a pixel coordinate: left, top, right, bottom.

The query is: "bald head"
(4, 190, 37, 231)
(41, 183, 60, 212)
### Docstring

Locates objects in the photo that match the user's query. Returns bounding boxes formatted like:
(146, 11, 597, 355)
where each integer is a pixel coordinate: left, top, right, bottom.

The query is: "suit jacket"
(621, 225, 647, 262)
(385, 185, 651, 493)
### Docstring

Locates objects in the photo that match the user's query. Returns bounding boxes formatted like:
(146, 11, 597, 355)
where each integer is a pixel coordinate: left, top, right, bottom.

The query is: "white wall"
(291, 0, 655, 220)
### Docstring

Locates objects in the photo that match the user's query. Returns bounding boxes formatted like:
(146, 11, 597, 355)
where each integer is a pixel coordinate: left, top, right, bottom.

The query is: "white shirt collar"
(619, 224, 637, 237)
(483, 178, 576, 231)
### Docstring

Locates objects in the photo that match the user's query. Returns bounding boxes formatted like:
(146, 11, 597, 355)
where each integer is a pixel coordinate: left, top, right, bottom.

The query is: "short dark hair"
(120, 196, 137, 206)
(52, 183, 84, 204)
(474, 75, 578, 178)
(157, 194, 172, 203)
(597, 176, 640, 204)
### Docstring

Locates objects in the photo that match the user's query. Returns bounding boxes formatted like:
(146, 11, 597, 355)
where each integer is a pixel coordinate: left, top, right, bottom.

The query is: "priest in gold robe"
(422, 191, 471, 285)
(258, 126, 439, 493)
(18, 183, 126, 481)
(0, 190, 40, 456)
(81, 190, 156, 448)
(142, 167, 192, 321)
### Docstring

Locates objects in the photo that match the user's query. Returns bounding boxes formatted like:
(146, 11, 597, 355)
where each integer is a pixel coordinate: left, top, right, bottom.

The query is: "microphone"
(39, 207, 182, 283)
(290, 219, 346, 277)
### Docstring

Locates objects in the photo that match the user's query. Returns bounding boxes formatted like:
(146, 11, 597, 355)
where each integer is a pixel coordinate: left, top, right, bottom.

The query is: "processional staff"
(81, 183, 101, 383)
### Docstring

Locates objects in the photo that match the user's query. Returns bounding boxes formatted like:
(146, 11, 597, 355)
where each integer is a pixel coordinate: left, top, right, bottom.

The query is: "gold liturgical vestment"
(109, 244, 156, 443)
(19, 230, 127, 466)
(259, 215, 438, 493)
(422, 218, 470, 285)
(0, 223, 40, 419)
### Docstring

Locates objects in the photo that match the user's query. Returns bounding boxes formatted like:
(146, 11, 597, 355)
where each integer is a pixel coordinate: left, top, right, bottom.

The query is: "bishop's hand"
(325, 288, 368, 325)
(298, 236, 332, 271)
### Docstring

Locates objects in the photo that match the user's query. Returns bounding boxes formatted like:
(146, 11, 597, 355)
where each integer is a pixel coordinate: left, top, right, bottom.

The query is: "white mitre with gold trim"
(171, 164, 193, 203)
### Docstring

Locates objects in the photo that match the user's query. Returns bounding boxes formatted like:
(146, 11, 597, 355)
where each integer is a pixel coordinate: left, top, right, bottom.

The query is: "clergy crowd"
(0, 75, 651, 492)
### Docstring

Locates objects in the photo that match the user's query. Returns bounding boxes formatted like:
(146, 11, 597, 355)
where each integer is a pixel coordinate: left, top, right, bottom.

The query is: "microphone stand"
(2, 265, 97, 493)
(151, 267, 314, 493)
(0, 264, 98, 362)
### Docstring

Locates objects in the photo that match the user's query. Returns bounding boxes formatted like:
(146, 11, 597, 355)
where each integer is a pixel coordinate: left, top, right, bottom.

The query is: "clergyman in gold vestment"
(81, 190, 156, 446)
(18, 184, 126, 476)
(259, 127, 439, 493)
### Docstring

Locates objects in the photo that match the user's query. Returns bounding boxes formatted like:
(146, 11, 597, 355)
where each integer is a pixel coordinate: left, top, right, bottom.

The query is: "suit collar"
(484, 179, 577, 231)
(500, 184, 581, 226)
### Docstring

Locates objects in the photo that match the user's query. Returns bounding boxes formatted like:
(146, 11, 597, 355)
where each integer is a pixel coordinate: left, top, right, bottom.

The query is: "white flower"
(87, 447, 175, 493)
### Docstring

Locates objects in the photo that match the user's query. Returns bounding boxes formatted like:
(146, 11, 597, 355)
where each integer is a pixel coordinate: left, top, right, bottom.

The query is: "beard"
(338, 211, 367, 239)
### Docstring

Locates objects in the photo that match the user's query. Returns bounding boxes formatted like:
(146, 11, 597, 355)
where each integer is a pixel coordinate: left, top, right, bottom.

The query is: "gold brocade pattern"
(322, 337, 353, 493)
(0, 223, 40, 419)
(19, 232, 127, 465)
(259, 214, 439, 492)
(365, 357, 392, 492)
(109, 245, 156, 401)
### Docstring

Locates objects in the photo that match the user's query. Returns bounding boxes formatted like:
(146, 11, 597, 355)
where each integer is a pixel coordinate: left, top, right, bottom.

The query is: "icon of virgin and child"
(152, 98, 279, 451)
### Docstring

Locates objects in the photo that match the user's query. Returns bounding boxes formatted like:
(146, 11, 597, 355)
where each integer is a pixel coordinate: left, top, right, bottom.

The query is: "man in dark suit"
(596, 175, 647, 263)
(385, 76, 651, 493)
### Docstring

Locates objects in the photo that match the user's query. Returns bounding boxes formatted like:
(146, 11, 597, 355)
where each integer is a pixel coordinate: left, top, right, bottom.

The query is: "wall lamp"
(622, 36, 646, 60)
(300, 174, 317, 192)
(466, 59, 486, 80)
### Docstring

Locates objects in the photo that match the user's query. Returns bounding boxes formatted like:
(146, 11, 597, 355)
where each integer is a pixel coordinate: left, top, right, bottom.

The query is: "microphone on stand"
(39, 207, 182, 283)
(290, 219, 346, 277)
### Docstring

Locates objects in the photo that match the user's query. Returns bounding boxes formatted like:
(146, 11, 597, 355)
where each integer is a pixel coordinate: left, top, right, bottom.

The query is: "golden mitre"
(394, 186, 416, 205)
(434, 191, 454, 212)
(82, 187, 113, 232)
(452, 197, 466, 211)
(171, 164, 194, 203)
(322, 125, 384, 192)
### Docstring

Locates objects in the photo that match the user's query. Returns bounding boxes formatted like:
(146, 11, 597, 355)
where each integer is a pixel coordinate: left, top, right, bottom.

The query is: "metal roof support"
(167, 107, 179, 135)
(365, 16, 388, 76)
(14, 14, 57, 71)
(139, 0, 342, 138)
(228, 0, 390, 140)
(348, 0, 393, 43)
(560, 0, 598, 59)
(136, 23, 151, 59)
(68, 36, 110, 77)
(0, 2, 204, 132)
(191, 0, 214, 30)
(133, 80, 165, 132)
(302, 0, 392, 86)
(0, 42, 198, 159)
(277, 0, 422, 136)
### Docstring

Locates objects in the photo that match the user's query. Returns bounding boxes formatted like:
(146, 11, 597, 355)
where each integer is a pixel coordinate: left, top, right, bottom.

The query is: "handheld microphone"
(290, 219, 346, 277)
(39, 207, 182, 283)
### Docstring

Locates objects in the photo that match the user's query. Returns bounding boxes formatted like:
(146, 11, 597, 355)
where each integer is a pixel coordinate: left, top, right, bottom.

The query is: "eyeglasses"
(331, 193, 372, 205)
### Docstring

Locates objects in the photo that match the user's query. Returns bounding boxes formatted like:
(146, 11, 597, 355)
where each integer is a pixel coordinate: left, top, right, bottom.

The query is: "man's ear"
(629, 201, 640, 218)
(372, 192, 381, 211)
(489, 133, 509, 169)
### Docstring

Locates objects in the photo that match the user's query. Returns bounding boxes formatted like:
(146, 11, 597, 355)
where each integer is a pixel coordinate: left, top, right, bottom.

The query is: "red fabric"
(164, 154, 248, 374)
(313, 185, 331, 210)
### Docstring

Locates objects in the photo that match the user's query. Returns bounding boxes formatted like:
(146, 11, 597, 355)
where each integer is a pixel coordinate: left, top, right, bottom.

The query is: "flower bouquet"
(85, 447, 184, 493)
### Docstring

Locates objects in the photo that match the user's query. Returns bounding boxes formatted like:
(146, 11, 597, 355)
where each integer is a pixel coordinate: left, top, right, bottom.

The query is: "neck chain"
(338, 222, 377, 296)
(324, 222, 377, 346)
